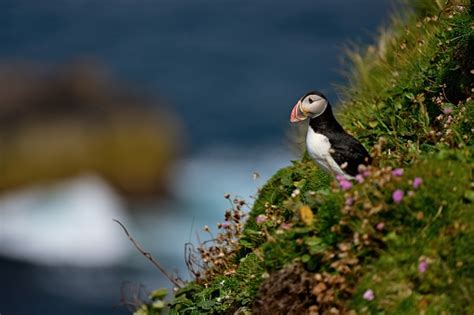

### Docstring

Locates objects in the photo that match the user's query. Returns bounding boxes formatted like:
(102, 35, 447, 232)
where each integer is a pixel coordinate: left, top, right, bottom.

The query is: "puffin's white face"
(290, 93, 328, 122)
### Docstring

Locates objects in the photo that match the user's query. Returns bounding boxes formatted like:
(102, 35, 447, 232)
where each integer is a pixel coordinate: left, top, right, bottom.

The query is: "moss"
(164, 253, 265, 315)
(239, 158, 331, 251)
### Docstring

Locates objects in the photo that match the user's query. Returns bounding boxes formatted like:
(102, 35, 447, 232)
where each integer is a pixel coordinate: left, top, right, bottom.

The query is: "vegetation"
(134, 1, 473, 313)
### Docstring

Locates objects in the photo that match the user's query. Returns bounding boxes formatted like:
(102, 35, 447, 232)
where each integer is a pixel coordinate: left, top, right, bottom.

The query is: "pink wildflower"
(418, 259, 428, 273)
(392, 168, 404, 177)
(345, 197, 354, 206)
(363, 289, 375, 301)
(339, 179, 352, 191)
(443, 107, 453, 114)
(413, 177, 423, 189)
(336, 174, 353, 190)
(256, 214, 267, 224)
(280, 222, 292, 230)
(447, 115, 453, 123)
(355, 174, 364, 183)
(392, 189, 404, 204)
(376, 222, 385, 231)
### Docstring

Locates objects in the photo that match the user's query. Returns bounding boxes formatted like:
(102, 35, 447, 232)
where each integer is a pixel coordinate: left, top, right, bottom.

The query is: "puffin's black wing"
(327, 132, 371, 177)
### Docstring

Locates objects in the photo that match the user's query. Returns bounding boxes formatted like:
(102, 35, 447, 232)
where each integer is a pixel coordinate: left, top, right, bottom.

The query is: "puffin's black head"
(290, 91, 329, 123)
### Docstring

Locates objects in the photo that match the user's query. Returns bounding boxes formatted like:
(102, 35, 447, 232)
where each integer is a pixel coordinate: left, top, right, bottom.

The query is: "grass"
(133, 1, 473, 314)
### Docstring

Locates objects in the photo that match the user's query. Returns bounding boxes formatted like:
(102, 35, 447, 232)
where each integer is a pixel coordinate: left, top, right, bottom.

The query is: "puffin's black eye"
(308, 98, 314, 104)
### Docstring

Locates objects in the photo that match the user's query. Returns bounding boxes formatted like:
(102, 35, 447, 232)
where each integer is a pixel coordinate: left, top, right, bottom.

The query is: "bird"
(290, 90, 371, 178)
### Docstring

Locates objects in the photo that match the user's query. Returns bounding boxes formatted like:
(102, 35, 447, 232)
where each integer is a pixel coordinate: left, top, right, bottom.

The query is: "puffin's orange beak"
(290, 100, 306, 122)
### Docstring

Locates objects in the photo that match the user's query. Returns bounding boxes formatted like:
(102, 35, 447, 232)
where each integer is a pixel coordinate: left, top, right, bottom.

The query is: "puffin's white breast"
(306, 127, 347, 177)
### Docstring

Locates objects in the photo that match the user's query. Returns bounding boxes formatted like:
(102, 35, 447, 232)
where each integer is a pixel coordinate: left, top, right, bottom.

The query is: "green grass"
(338, 0, 473, 164)
(134, 1, 473, 314)
(351, 157, 473, 314)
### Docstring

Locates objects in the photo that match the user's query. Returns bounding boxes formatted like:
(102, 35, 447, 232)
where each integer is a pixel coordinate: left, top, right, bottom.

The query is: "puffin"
(290, 91, 371, 178)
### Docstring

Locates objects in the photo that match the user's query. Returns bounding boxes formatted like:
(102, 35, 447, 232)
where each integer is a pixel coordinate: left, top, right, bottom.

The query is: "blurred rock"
(0, 62, 182, 199)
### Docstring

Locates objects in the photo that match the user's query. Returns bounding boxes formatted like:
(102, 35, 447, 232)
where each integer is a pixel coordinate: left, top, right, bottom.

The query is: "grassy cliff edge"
(136, 1, 473, 314)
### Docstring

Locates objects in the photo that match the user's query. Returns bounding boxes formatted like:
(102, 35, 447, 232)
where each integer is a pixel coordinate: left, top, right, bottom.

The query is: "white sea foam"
(0, 175, 130, 267)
